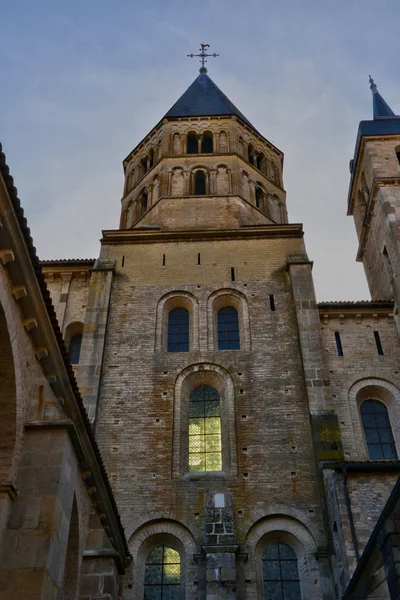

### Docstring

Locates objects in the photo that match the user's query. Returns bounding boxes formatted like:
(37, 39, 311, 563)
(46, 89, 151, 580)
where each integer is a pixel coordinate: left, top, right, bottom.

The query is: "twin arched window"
(360, 399, 398, 460)
(262, 543, 301, 599)
(189, 385, 222, 472)
(68, 334, 82, 364)
(144, 545, 180, 599)
(166, 305, 240, 352)
(186, 131, 213, 154)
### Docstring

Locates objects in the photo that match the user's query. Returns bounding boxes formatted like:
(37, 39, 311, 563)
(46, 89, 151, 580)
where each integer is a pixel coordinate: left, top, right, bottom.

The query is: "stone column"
(205, 172, 210, 195)
(76, 258, 115, 422)
(202, 493, 238, 599)
(184, 171, 190, 195)
(209, 170, 217, 195)
(378, 515, 400, 598)
(197, 135, 202, 154)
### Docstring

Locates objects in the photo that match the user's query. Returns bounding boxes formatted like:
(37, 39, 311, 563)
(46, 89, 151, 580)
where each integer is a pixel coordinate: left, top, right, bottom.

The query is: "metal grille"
(144, 545, 180, 599)
(189, 385, 222, 472)
(217, 306, 240, 350)
(262, 543, 301, 600)
(361, 399, 398, 460)
(167, 308, 189, 353)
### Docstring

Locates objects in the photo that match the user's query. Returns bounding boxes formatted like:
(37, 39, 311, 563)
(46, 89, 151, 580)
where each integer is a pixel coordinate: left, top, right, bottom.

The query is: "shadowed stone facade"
(2, 71, 400, 599)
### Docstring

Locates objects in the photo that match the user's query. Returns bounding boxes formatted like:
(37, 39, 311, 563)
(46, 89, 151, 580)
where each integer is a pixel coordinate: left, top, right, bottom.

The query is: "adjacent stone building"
(1, 66, 400, 598)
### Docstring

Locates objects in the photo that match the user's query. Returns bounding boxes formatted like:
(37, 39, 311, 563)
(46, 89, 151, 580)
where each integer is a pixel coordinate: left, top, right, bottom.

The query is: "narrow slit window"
(162, 253, 166, 266)
(167, 307, 189, 352)
(335, 332, 343, 357)
(262, 543, 301, 600)
(231, 267, 235, 281)
(217, 306, 240, 350)
(144, 545, 180, 599)
(269, 294, 275, 311)
(361, 399, 398, 460)
(374, 331, 384, 355)
(198, 253, 201, 265)
(121, 255, 125, 267)
(189, 385, 222, 472)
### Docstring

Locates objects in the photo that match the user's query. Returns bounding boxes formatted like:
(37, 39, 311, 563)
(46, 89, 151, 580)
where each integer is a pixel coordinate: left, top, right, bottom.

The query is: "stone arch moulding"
(207, 288, 251, 352)
(128, 518, 197, 600)
(245, 514, 321, 600)
(172, 362, 238, 479)
(155, 291, 199, 353)
(348, 376, 400, 460)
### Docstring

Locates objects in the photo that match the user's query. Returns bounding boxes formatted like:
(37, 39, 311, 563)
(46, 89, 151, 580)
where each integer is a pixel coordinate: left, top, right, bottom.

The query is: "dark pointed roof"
(164, 72, 254, 128)
(369, 76, 396, 118)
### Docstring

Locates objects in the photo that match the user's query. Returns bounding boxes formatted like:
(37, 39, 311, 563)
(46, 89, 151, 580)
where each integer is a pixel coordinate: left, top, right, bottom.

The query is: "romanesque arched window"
(248, 143, 254, 164)
(144, 545, 180, 599)
(189, 385, 222, 472)
(187, 132, 198, 154)
(194, 170, 206, 195)
(217, 306, 240, 350)
(396, 145, 400, 166)
(167, 307, 189, 352)
(360, 399, 398, 460)
(255, 186, 264, 210)
(140, 189, 148, 215)
(68, 334, 82, 365)
(262, 542, 301, 600)
(201, 131, 213, 153)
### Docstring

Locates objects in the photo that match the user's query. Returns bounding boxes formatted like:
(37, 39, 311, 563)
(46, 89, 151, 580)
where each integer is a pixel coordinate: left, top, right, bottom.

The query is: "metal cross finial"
(187, 43, 219, 73)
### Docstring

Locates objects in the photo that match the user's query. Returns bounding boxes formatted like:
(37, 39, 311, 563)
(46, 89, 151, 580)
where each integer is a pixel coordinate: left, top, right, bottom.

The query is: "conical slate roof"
(164, 72, 254, 128)
(369, 76, 396, 118)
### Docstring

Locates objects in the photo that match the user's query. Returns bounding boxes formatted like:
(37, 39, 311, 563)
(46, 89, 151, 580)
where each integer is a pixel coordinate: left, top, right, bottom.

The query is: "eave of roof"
(0, 142, 130, 561)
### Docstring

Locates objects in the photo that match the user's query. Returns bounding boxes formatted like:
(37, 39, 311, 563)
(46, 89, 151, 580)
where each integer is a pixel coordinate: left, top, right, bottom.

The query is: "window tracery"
(189, 385, 222, 472)
(217, 306, 240, 350)
(360, 399, 398, 459)
(144, 545, 181, 600)
(167, 308, 189, 353)
(262, 543, 301, 600)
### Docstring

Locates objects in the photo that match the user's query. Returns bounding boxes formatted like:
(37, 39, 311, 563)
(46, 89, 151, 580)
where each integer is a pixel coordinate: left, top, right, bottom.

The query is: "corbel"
(356, 313, 362, 324)
(0, 249, 15, 265)
(35, 347, 48, 360)
(23, 318, 38, 332)
(12, 285, 27, 299)
(46, 374, 57, 384)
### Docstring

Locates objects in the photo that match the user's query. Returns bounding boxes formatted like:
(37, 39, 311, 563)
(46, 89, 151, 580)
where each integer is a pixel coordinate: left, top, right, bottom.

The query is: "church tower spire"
(369, 75, 396, 118)
(120, 71, 287, 231)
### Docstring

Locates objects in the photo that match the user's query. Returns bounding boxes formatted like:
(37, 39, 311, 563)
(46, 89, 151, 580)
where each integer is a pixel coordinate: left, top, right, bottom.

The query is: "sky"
(1, 0, 399, 301)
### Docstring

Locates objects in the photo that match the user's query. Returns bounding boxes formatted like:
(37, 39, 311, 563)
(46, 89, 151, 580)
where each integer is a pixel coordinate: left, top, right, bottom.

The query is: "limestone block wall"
(95, 232, 331, 599)
(318, 307, 400, 460)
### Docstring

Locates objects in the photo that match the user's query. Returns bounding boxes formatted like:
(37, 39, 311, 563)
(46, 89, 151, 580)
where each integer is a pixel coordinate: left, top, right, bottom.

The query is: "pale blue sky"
(1, 0, 399, 299)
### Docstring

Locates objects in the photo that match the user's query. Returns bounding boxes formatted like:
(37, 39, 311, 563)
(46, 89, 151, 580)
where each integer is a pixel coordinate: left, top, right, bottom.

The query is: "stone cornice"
(101, 223, 304, 245)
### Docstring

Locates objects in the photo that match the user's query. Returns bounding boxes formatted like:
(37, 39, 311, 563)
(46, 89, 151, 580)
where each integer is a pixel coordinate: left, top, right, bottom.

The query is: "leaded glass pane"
(167, 307, 189, 352)
(217, 306, 240, 350)
(263, 543, 301, 600)
(360, 400, 398, 460)
(189, 386, 222, 472)
(144, 546, 180, 599)
(264, 581, 283, 600)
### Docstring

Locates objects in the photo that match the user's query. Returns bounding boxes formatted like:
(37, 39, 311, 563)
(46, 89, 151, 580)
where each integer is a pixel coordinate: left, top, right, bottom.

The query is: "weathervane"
(187, 43, 219, 73)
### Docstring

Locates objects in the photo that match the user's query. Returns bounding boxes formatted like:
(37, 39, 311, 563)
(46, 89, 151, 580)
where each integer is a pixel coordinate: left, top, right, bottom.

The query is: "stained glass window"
(360, 400, 398, 460)
(189, 386, 222, 472)
(68, 334, 82, 364)
(144, 545, 180, 600)
(167, 308, 189, 353)
(262, 543, 301, 600)
(217, 306, 240, 350)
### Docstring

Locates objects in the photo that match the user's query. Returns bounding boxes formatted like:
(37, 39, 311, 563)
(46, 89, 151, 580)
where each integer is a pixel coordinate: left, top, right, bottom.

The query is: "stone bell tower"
(94, 50, 333, 600)
(348, 77, 400, 315)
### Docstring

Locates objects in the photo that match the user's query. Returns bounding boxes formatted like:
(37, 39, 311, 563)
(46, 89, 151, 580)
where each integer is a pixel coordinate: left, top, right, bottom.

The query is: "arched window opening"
(256, 153, 263, 170)
(187, 132, 198, 155)
(140, 189, 148, 215)
(262, 543, 301, 600)
(144, 545, 180, 600)
(248, 144, 254, 163)
(189, 385, 222, 472)
(139, 158, 147, 177)
(68, 334, 82, 365)
(194, 170, 206, 196)
(361, 399, 398, 459)
(201, 131, 213, 153)
(167, 307, 189, 352)
(256, 186, 264, 210)
(217, 306, 240, 350)
(396, 146, 400, 166)
(148, 148, 154, 170)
